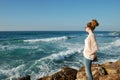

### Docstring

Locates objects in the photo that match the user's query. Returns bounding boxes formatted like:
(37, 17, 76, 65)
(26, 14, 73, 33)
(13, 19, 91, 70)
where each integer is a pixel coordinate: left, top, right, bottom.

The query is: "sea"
(0, 31, 120, 80)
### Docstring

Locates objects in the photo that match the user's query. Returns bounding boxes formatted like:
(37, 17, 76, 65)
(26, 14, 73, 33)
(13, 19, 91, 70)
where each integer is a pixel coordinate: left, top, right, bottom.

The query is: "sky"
(0, 0, 120, 31)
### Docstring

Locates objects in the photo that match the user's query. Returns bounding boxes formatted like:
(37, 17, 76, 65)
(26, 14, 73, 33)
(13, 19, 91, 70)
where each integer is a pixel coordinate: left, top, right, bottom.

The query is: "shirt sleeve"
(90, 34, 98, 55)
(87, 36, 92, 52)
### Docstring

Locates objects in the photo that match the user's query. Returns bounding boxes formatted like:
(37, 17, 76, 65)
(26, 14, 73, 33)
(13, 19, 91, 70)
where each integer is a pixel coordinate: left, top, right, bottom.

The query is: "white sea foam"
(49, 48, 81, 60)
(23, 36, 68, 43)
(110, 39, 120, 47)
(36, 45, 83, 62)
(100, 38, 120, 50)
(24, 44, 83, 79)
(0, 45, 18, 51)
(0, 64, 25, 80)
(0, 44, 40, 51)
(98, 58, 120, 64)
(104, 58, 119, 62)
(109, 32, 120, 36)
(29, 42, 83, 79)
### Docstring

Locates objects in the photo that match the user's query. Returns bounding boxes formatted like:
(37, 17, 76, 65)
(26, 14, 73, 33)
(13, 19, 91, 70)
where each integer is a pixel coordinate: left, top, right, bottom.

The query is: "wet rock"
(19, 75, 30, 80)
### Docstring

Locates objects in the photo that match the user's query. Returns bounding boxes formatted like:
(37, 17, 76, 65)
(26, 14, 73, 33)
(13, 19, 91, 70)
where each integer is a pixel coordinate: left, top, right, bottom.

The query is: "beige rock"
(76, 64, 107, 80)
(101, 60, 120, 74)
(99, 74, 120, 80)
(37, 66, 77, 80)
(76, 60, 120, 80)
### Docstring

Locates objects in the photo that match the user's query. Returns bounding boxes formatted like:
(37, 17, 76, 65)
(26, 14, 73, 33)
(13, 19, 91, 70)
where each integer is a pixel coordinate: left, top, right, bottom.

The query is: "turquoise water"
(0, 31, 120, 80)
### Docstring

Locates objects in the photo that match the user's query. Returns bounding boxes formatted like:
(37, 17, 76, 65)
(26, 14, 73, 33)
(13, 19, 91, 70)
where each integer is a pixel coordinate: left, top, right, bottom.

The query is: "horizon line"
(0, 30, 119, 32)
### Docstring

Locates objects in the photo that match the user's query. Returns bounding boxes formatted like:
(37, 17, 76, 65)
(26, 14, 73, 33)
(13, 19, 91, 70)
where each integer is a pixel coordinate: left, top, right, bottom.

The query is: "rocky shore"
(19, 60, 120, 80)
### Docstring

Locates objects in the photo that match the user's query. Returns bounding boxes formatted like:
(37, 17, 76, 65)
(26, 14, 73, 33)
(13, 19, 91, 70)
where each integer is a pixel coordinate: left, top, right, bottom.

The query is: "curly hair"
(86, 19, 99, 31)
(91, 19, 99, 27)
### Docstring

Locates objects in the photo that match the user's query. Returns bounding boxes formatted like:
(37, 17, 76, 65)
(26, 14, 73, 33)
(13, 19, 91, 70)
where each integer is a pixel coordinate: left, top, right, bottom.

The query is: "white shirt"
(83, 33, 98, 60)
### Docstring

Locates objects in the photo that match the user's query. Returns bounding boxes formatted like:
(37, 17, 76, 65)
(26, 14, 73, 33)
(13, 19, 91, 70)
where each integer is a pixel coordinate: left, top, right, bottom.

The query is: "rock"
(37, 66, 77, 80)
(102, 60, 120, 74)
(76, 67, 88, 80)
(91, 65, 107, 79)
(76, 64, 107, 80)
(76, 60, 120, 80)
(19, 75, 30, 80)
(37, 76, 51, 80)
(101, 62, 113, 66)
(99, 74, 120, 80)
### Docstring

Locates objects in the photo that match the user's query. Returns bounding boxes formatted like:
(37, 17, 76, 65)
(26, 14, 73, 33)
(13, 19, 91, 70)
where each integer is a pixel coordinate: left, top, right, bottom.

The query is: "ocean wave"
(30, 47, 83, 79)
(0, 45, 17, 51)
(46, 43, 83, 60)
(48, 49, 82, 60)
(27, 43, 84, 79)
(100, 38, 120, 50)
(0, 45, 40, 51)
(108, 32, 120, 37)
(0, 64, 25, 80)
(110, 39, 120, 47)
(96, 32, 120, 37)
(37, 46, 83, 62)
(23, 36, 68, 43)
(104, 58, 119, 62)
(98, 58, 120, 64)
(96, 34, 104, 37)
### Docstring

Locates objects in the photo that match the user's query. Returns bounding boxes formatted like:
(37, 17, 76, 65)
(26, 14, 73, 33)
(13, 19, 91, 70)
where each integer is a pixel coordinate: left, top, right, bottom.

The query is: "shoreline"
(19, 60, 120, 80)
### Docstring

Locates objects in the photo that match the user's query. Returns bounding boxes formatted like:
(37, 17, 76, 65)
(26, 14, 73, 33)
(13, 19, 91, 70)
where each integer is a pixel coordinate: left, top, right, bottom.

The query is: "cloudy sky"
(0, 0, 120, 31)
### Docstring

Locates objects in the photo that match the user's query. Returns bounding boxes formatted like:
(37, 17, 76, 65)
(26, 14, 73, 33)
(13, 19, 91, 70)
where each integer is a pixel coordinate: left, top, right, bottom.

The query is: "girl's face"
(85, 26, 90, 32)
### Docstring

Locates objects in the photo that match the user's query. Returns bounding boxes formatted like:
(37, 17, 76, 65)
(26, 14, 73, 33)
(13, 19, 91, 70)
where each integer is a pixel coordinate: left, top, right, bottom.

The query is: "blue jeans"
(84, 57, 93, 80)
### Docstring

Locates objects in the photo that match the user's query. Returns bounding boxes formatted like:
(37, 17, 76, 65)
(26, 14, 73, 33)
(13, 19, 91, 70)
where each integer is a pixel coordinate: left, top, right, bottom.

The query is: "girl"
(83, 19, 99, 80)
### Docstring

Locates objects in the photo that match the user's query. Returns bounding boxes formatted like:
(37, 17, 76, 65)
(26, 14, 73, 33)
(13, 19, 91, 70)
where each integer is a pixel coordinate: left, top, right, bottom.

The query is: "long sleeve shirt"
(83, 33, 98, 60)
